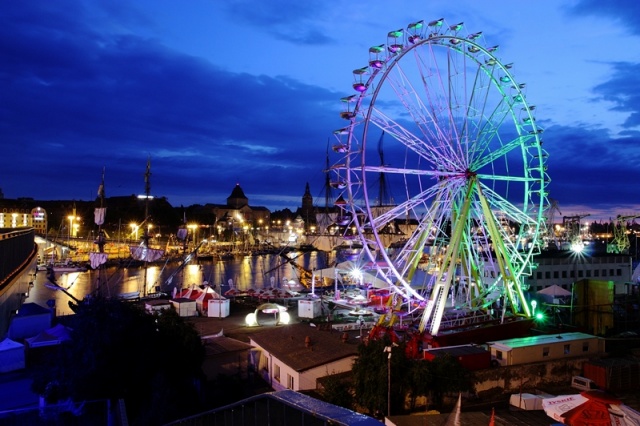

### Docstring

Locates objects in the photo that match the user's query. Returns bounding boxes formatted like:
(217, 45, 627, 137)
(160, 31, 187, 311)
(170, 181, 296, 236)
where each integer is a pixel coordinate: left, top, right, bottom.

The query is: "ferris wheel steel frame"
(329, 19, 550, 336)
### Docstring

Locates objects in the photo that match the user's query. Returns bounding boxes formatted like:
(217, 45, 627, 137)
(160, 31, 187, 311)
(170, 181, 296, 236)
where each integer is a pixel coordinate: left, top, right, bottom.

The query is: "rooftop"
(488, 332, 597, 350)
(248, 322, 360, 372)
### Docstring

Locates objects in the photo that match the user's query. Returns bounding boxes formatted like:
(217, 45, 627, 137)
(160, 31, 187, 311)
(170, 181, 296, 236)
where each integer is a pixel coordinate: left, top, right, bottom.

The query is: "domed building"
(207, 183, 270, 237)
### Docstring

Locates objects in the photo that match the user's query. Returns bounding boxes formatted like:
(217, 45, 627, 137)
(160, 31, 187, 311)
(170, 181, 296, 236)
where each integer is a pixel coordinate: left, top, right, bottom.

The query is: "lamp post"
(67, 215, 75, 244)
(384, 345, 393, 418)
(188, 223, 198, 248)
(130, 223, 139, 242)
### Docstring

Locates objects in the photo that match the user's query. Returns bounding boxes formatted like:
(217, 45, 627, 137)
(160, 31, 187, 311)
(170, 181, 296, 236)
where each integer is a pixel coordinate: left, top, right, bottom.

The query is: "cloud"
(570, 0, 640, 36)
(223, 2, 335, 45)
(591, 62, 640, 129)
(0, 1, 341, 208)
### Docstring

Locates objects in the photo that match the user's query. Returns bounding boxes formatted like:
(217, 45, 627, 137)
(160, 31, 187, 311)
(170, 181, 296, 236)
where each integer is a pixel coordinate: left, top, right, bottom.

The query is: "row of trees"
(321, 335, 473, 417)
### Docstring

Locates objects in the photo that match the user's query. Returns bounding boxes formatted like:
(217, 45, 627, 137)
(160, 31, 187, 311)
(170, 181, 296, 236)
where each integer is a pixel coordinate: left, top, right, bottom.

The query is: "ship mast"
(142, 158, 151, 298)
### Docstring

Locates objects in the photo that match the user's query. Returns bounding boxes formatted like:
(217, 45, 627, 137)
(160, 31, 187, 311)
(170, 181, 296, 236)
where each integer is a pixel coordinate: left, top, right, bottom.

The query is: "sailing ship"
(126, 159, 166, 298)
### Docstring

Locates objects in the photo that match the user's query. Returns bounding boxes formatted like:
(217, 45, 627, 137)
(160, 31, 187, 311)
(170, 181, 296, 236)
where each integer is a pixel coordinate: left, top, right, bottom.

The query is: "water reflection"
(25, 252, 331, 317)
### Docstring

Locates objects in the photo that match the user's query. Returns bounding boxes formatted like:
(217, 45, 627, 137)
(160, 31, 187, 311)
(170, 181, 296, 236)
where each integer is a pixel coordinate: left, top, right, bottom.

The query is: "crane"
(544, 197, 562, 249)
(562, 214, 590, 251)
(608, 215, 640, 254)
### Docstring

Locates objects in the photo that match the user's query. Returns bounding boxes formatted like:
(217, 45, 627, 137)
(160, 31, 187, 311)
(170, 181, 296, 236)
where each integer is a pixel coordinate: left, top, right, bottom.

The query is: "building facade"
(204, 184, 271, 240)
(488, 332, 604, 367)
(525, 252, 632, 295)
(248, 323, 359, 392)
(0, 200, 48, 235)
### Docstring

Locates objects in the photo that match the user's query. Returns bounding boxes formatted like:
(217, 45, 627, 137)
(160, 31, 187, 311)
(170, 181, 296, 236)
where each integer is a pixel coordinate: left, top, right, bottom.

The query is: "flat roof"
(424, 344, 489, 357)
(488, 332, 597, 350)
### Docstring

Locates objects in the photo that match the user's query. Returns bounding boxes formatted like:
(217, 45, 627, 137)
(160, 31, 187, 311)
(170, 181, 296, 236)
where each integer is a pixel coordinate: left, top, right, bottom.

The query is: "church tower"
(302, 182, 313, 212)
(227, 183, 248, 209)
(301, 182, 314, 227)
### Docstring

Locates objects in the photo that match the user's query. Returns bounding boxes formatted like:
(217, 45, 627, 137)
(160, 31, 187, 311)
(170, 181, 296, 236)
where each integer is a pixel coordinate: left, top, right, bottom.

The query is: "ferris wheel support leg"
(419, 181, 475, 334)
(477, 187, 531, 318)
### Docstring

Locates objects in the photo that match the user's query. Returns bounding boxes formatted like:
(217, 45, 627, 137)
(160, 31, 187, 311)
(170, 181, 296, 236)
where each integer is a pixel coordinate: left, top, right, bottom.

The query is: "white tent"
(537, 284, 572, 304)
(538, 284, 572, 297)
(311, 261, 388, 292)
(0, 338, 25, 373)
(24, 324, 72, 348)
(196, 286, 228, 317)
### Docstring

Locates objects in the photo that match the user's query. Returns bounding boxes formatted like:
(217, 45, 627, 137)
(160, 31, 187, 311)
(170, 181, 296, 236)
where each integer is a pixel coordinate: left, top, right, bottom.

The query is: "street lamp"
(383, 343, 398, 417)
(130, 223, 139, 242)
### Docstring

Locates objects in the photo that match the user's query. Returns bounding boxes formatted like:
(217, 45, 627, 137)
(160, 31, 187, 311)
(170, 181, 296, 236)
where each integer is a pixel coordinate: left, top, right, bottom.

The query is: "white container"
(571, 376, 597, 391)
(298, 299, 322, 319)
(171, 298, 197, 317)
(207, 299, 230, 318)
(509, 393, 544, 410)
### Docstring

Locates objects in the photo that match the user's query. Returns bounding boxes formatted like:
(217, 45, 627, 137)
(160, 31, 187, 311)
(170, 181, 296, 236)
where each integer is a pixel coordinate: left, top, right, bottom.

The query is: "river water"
(24, 251, 334, 317)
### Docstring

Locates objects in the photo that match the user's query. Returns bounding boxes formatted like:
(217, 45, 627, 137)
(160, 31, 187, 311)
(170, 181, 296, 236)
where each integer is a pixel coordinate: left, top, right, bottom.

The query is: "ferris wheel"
(329, 19, 550, 336)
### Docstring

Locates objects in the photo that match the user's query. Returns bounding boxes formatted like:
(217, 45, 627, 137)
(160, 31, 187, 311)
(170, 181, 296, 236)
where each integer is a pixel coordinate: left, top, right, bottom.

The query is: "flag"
(94, 207, 106, 226)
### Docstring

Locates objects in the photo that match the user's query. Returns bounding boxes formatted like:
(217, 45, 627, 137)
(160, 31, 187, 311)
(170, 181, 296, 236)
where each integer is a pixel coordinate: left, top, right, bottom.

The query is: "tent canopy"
(25, 324, 72, 348)
(542, 390, 640, 425)
(537, 284, 572, 297)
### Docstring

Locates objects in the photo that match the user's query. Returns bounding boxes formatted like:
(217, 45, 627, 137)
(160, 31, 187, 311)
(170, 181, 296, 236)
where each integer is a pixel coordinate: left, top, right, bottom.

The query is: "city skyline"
(1, 1, 639, 220)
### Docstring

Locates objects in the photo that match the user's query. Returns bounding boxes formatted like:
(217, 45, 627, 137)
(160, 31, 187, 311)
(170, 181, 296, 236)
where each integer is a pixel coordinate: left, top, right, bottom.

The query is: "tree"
(428, 353, 473, 409)
(31, 296, 206, 425)
(319, 373, 354, 410)
(351, 336, 410, 416)
(406, 357, 432, 411)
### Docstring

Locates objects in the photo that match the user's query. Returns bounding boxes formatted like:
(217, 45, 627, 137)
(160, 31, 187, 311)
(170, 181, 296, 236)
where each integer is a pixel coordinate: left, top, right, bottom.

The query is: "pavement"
(186, 298, 306, 342)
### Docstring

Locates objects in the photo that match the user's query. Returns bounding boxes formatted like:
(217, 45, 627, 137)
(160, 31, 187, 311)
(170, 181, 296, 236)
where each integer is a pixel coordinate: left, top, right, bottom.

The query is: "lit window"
(274, 364, 281, 382)
(287, 374, 294, 389)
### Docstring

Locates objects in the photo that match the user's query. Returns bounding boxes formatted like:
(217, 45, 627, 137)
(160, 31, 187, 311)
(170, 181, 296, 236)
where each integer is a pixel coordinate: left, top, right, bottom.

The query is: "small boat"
(281, 278, 305, 293)
(118, 291, 141, 301)
(38, 260, 88, 273)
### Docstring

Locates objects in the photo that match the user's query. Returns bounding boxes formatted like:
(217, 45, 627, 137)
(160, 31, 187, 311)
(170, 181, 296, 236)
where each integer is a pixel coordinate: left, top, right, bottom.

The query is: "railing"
(0, 228, 36, 290)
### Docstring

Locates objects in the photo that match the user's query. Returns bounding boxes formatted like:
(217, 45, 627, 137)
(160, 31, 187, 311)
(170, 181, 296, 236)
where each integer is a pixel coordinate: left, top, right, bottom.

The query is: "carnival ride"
(328, 18, 550, 337)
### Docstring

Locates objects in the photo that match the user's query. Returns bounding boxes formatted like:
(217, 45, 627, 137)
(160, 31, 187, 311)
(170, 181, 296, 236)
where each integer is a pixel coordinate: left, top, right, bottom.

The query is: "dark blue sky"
(1, 1, 639, 220)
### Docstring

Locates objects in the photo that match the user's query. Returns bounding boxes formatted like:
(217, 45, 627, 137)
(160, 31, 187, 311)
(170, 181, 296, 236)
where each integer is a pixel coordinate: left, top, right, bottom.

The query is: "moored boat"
(38, 261, 88, 273)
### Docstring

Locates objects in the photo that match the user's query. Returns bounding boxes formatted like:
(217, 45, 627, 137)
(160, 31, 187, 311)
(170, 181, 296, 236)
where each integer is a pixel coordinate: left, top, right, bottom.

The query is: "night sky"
(1, 1, 639, 221)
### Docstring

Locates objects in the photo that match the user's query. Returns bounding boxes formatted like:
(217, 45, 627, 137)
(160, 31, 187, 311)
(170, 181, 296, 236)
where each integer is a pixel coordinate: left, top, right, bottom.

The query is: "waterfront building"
(204, 183, 270, 239)
(525, 251, 632, 295)
(0, 198, 48, 235)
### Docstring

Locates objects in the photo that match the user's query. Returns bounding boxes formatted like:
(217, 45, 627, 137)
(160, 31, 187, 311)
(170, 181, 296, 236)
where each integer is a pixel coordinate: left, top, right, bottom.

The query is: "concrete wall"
(472, 356, 593, 396)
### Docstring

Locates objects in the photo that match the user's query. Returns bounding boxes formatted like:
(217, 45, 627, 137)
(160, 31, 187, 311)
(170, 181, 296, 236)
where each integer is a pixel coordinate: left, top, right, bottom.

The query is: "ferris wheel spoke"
(476, 173, 537, 184)
(469, 112, 510, 164)
(471, 135, 530, 171)
(477, 182, 538, 226)
(365, 184, 444, 230)
(391, 57, 466, 167)
(361, 164, 435, 177)
(368, 107, 460, 170)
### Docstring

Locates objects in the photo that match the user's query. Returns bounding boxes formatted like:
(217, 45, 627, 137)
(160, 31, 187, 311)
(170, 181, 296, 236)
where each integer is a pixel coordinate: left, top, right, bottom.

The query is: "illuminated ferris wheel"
(329, 19, 550, 335)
